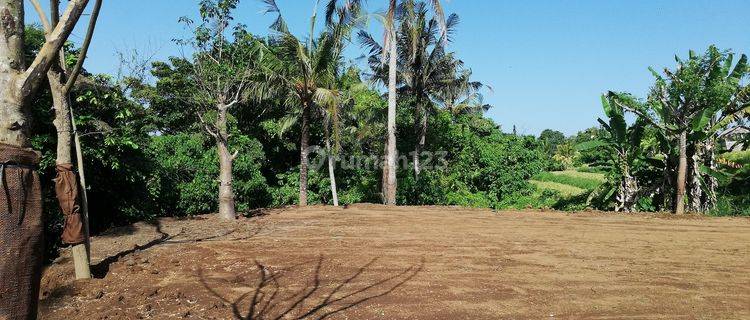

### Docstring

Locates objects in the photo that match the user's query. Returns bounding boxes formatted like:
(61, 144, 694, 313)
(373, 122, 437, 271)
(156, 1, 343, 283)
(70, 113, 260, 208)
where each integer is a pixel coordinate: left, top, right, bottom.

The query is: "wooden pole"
(70, 104, 92, 277)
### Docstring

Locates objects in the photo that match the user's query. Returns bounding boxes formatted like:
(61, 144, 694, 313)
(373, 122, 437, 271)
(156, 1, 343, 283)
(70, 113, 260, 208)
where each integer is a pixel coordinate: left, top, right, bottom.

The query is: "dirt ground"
(39, 205, 750, 319)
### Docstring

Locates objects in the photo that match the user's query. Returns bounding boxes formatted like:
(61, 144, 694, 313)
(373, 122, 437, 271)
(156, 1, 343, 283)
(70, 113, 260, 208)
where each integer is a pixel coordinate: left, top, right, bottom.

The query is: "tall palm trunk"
(383, 28, 398, 205)
(299, 100, 311, 206)
(49, 69, 92, 279)
(216, 104, 236, 219)
(413, 105, 427, 177)
(381, 141, 389, 201)
(324, 123, 339, 206)
(675, 130, 688, 214)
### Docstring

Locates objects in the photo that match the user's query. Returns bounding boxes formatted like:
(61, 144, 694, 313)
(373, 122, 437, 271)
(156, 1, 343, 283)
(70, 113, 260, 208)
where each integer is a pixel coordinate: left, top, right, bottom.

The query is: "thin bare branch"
(21, 0, 91, 99)
(64, 0, 103, 94)
(30, 0, 52, 32)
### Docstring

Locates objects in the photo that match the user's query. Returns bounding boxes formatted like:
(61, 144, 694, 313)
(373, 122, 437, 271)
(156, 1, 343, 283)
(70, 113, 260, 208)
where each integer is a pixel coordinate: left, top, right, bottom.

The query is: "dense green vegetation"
(21, 1, 749, 260)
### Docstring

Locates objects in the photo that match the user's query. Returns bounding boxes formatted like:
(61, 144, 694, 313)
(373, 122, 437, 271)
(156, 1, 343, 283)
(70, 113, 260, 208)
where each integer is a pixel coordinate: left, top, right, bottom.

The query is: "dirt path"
(39, 205, 750, 319)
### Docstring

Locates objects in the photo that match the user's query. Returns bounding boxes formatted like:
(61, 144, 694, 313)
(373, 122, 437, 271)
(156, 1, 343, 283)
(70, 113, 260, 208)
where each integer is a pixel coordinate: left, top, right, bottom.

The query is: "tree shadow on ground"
(200, 256, 424, 320)
(91, 219, 263, 278)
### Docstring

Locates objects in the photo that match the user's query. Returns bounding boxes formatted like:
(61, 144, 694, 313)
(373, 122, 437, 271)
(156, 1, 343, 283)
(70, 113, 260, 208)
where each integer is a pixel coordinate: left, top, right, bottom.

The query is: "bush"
(397, 111, 547, 208)
(149, 133, 269, 215)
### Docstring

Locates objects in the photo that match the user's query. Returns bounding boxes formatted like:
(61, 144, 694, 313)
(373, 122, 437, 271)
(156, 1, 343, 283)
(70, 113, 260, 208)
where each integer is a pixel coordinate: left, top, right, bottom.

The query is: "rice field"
(529, 180, 586, 197)
(531, 170, 605, 194)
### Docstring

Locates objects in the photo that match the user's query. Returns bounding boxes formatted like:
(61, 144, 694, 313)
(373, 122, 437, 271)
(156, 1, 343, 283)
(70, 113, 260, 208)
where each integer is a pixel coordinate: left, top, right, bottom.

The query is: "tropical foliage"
(20, 1, 750, 262)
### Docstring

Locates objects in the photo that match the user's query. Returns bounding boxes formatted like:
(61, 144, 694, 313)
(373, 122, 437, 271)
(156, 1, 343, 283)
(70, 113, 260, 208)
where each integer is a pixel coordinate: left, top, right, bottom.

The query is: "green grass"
(517, 169, 605, 211)
(532, 170, 604, 190)
(721, 150, 750, 163)
(529, 180, 586, 197)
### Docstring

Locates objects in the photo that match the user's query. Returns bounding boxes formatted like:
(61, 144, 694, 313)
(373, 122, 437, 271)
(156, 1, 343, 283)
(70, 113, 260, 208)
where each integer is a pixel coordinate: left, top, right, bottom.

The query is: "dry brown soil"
(39, 205, 750, 319)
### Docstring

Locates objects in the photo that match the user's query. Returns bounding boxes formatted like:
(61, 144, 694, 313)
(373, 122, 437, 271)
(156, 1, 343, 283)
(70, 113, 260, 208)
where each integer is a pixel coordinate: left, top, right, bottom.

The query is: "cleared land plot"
(40, 205, 750, 319)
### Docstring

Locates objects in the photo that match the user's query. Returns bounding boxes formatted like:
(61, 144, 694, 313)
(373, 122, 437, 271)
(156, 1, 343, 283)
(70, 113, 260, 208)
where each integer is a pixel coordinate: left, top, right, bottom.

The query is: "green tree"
(684, 50, 749, 212)
(176, 0, 265, 219)
(334, 0, 448, 204)
(578, 95, 647, 212)
(260, 0, 361, 206)
(539, 129, 566, 156)
(613, 46, 750, 214)
(361, 0, 462, 177)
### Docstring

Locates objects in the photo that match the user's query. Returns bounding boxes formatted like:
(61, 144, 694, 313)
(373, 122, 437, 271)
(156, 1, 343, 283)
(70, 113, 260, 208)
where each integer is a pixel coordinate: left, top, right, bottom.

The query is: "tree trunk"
(675, 130, 688, 214)
(413, 106, 427, 177)
(616, 164, 638, 212)
(324, 125, 339, 206)
(1, 1, 91, 317)
(299, 101, 310, 207)
(688, 141, 703, 213)
(383, 31, 398, 205)
(50, 78, 73, 165)
(216, 105, 236, 219)
(381, 141, 389, 203)
(49, 70, 92, 279)
(0, 2, 40, 318)
(0, 0, 28, 147)
(702, 139, 717, 212)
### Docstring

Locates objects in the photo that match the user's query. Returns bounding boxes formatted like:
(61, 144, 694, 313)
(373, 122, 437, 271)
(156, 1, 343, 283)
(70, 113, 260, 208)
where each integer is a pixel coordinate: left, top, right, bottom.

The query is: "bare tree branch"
(197, 112, 220, 139)
(20, 0, 91, 99)
(64, 0, 103, 94)
(50, 0, 60, 26)
(30, 0, 52, 32)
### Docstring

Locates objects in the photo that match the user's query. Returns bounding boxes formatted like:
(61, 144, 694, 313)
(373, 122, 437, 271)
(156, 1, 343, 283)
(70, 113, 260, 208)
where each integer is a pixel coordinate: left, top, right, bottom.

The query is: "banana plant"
(577, 94, 647, 212)
(607, 46, 749, 214)
(686, 50, 749, 211)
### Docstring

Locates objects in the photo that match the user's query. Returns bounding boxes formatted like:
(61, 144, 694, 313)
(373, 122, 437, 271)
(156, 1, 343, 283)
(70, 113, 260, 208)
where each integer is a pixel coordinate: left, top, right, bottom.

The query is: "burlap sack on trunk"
(0, 143, 44, 320)
(54, 164, 85, 245)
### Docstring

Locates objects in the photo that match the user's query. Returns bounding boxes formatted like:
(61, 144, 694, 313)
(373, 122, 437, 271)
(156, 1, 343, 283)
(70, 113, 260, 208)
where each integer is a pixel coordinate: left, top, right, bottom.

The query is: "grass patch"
(518, 169, 604, 211)
(551, 170, 605, 182)
(721, 150, 750, 163)
(529, 180, 586, 197)
(532, 171, 604, 190)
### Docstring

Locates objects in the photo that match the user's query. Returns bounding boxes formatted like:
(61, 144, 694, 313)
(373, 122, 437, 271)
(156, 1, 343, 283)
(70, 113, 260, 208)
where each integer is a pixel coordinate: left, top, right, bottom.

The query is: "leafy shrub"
(500, 189, 559, 210)
(269, 169, 324, 207)
(711, 194, 750, 217)
(149, 133, 269, 215)
(397, 111, 547, 208)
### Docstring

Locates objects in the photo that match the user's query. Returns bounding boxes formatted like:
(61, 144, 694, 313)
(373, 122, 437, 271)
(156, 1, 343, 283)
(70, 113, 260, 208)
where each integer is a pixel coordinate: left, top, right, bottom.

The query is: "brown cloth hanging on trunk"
(54, 164, 85, 245)
(0, 143, 44, 320)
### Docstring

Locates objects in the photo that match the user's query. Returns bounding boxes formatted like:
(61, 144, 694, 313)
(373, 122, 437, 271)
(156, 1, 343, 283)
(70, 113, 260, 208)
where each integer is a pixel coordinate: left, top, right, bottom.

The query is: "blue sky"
(25, 0, 750, 136)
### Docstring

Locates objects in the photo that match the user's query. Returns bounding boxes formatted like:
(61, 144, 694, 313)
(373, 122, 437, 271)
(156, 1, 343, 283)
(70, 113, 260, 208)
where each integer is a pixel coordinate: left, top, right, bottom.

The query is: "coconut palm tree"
(328, 0, 447, 203)
(436, 68, 492, 117)
(361, 1, 462, 177)
(261, 0, 362, 206)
